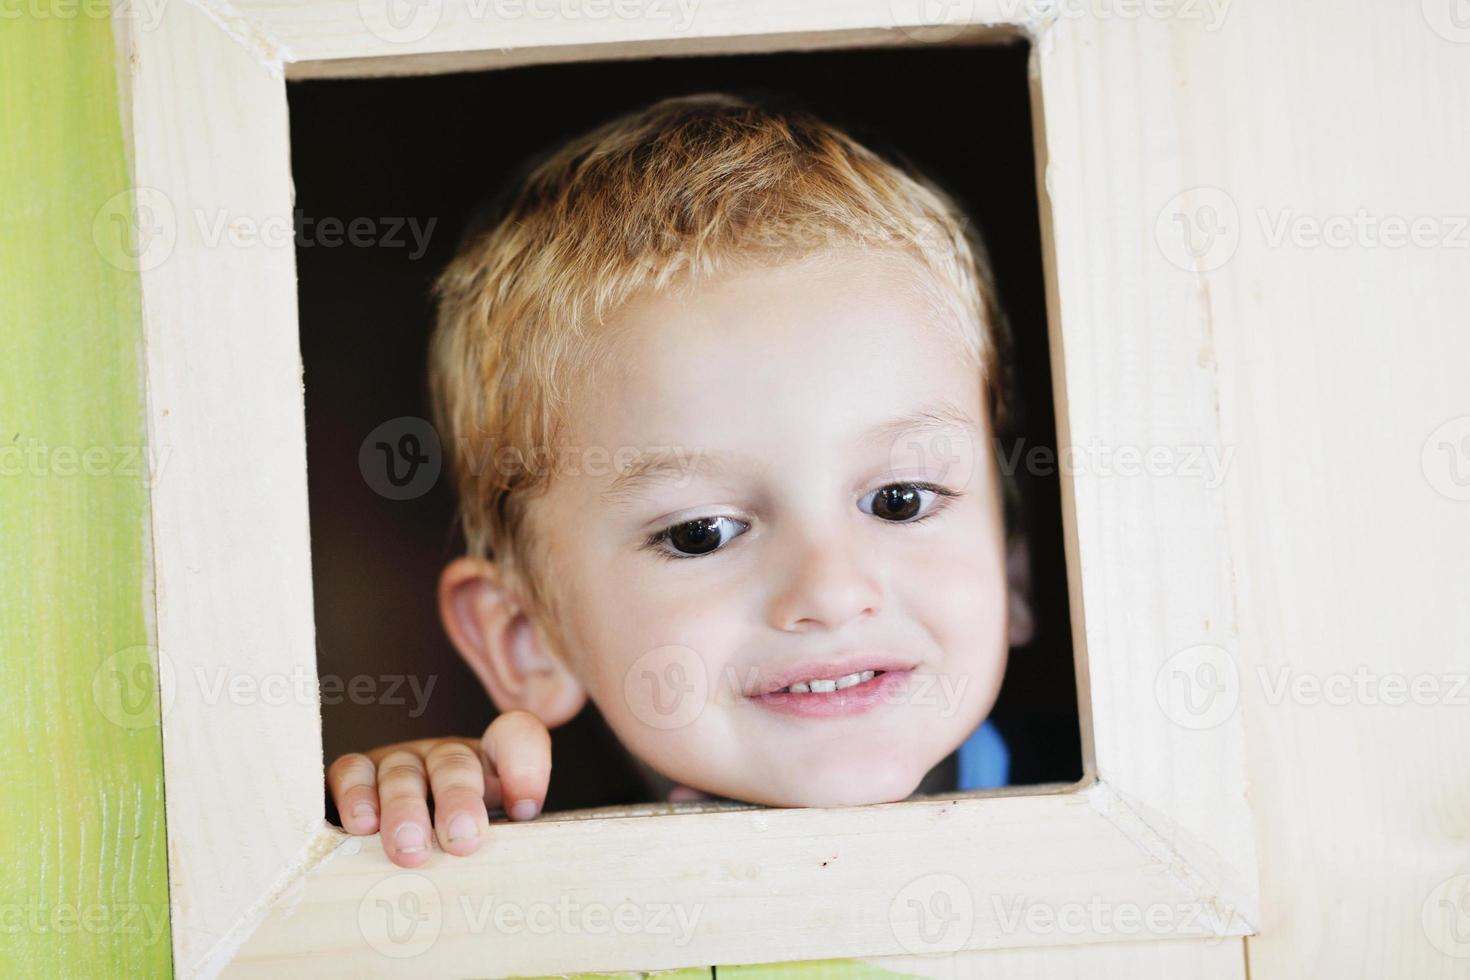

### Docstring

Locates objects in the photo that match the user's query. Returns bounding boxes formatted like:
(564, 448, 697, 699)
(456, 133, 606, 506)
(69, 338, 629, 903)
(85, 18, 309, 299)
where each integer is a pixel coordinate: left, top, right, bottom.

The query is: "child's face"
(530, 247, 1009, 807)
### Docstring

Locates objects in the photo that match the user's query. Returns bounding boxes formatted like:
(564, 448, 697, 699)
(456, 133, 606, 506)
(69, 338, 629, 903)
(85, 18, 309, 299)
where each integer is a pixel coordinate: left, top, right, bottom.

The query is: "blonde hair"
(429, 92, 1015, 619)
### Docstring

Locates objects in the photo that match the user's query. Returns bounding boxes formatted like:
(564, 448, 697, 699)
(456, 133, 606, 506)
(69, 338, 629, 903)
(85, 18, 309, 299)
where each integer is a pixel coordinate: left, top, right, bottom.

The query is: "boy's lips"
(746, 666, 915, 719)
(743, 654, 919, 698)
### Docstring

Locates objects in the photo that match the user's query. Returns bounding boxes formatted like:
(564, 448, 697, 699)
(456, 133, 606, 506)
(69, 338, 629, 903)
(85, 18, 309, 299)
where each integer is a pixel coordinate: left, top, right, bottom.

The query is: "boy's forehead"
(550, 247, 987, 496)
(592, 395, 986, 507)
(587, 250, 973, 402)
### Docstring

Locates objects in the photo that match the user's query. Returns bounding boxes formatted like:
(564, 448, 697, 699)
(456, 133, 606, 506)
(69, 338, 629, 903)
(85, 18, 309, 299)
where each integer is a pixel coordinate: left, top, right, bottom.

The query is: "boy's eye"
(644, 483, 960, 561)
(653, 516, 750, 559)
(858, 482, 958, 523)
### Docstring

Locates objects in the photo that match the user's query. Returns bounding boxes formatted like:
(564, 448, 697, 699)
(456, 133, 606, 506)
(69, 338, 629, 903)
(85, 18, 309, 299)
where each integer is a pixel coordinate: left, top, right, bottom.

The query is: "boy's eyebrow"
(601, 449, 741, 508)
(859, 398, 982, 451)
(600, 399, 981, 506)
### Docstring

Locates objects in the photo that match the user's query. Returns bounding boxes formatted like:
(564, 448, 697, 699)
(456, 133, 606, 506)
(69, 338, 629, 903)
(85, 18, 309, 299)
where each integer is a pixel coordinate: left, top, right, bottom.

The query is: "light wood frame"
(113, 1, 1260, 976)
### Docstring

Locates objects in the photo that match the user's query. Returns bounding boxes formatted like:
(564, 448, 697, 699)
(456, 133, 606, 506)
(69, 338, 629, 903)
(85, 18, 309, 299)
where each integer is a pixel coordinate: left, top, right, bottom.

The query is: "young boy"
(326, 93, 1034, 869)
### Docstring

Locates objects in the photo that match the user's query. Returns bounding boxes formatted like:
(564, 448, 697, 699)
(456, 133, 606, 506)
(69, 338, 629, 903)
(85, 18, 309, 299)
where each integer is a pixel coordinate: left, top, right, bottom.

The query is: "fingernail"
(509, 800, 540, 821)
(446, 813, 479, 843)
(352, 801, 375, 823)
(393, 823, 427, 854)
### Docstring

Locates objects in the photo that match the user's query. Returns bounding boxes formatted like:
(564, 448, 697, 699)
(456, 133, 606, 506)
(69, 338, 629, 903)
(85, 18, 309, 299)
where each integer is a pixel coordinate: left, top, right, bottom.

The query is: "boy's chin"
(725, 764, 929, 808)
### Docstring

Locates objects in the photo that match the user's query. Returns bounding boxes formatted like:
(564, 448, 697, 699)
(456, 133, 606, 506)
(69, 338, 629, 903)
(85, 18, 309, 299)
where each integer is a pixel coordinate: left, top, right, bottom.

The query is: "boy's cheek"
(598, 700, 733, 794)
(591, 636, 727, 741)
(915, 555, 1008, 639)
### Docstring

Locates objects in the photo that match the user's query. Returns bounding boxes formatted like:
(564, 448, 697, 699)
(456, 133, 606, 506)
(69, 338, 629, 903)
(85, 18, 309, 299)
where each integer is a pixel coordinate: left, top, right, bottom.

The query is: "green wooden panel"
(0, 11, 172, 978)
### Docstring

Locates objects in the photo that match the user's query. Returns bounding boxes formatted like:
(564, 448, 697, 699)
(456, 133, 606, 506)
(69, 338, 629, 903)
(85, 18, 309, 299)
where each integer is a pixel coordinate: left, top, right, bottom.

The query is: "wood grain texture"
(0, 12, 172, 978)
(132, 0, 1470, 977)
(117, 0, 326, 975)
(1202, 2, 1470, 978)
(129, 1, 1260, 975)
(227, 784, 1248, 975)
(1031, 5, 1260, 927)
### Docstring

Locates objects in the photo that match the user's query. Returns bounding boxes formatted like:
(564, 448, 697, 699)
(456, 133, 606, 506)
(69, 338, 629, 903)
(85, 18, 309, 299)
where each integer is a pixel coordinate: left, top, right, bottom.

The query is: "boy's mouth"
(745, 657, 917, 719)
(772, 669, 880, 694)
(745, 654, 919, 698)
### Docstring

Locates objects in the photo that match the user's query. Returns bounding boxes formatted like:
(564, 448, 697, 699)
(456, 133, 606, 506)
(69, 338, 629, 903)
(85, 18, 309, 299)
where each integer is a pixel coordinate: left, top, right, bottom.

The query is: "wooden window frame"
(114, 1, 1259, 975)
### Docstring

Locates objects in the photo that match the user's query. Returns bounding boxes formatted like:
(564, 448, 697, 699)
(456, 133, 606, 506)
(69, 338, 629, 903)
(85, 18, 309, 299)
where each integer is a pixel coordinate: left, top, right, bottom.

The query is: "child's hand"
(325, 709, 551, 868)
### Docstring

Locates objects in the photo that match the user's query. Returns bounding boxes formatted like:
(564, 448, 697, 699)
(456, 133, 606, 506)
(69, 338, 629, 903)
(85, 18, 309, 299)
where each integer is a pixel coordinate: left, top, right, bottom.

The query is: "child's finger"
(375, 749, 434, 868)
(424, 740, 491, 857)
(326, 752, 381, 835)
(482, 709, 551, 822)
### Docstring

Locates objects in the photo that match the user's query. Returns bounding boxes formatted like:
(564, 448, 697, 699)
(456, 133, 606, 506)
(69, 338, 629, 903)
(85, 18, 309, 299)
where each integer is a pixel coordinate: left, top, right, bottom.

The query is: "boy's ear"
(438, 557, 586, 729)
(1005, 534, 1035, 648)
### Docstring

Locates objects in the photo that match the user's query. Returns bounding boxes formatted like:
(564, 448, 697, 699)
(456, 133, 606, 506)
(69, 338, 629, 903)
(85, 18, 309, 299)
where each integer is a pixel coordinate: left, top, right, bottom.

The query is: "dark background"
(287, 39, 1082, 817)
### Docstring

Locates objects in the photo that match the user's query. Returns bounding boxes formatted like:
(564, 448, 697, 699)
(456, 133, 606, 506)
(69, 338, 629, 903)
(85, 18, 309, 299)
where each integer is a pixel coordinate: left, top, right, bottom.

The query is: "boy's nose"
(766, 534, 883, 633)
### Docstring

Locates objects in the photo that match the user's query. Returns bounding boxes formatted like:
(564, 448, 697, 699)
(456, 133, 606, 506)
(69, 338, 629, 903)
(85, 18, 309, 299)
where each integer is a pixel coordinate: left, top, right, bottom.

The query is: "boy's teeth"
(778, 670, 876, 694)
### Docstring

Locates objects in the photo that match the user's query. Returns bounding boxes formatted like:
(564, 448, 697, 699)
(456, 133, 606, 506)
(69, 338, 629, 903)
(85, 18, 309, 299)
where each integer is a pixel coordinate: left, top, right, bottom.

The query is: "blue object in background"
(955, 718, 1010, 790)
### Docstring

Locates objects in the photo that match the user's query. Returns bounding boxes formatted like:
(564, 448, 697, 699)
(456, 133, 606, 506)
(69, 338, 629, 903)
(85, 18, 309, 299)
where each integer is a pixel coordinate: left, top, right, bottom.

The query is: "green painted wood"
(0, 12, 172, 978)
